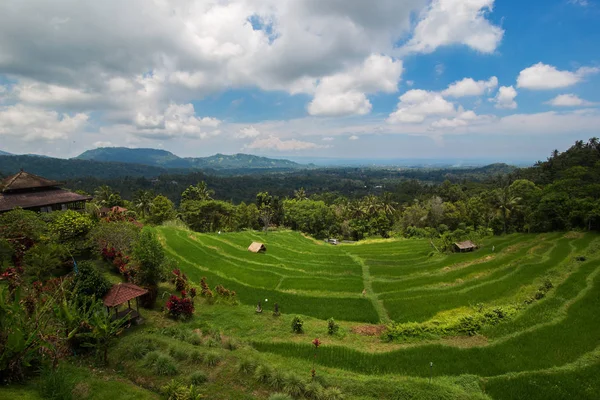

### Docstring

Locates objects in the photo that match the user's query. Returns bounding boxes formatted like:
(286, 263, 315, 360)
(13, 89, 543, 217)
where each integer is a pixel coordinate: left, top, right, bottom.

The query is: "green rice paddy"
(155, 227, 600, 399)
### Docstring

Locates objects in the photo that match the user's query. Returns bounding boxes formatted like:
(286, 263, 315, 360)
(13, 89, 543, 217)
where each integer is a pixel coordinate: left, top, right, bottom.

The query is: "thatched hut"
(248, 242, 266, 253)
(453, 240, 477, 253)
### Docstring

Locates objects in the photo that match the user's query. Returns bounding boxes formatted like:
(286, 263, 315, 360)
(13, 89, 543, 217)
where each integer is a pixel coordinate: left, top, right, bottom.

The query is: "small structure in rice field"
(453, 240, 477, 253)
(103, 282, 148, 323)
(248, 242, 266, 253)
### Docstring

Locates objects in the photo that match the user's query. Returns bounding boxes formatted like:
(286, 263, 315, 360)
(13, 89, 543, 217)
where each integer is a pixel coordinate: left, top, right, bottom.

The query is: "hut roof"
(0, 188, 92, 212)
(1, 170, 61, 192)
(103, 283, 148, 307)
(248, 242, 266, 253)
(454, 240, 477, 250)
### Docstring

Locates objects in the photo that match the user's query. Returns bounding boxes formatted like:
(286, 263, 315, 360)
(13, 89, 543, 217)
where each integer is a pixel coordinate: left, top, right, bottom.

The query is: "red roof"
(103, 283, 148, 307)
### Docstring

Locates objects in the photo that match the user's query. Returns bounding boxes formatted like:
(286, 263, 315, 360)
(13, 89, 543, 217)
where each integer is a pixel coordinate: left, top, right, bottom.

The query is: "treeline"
(88, 138, 600, 243)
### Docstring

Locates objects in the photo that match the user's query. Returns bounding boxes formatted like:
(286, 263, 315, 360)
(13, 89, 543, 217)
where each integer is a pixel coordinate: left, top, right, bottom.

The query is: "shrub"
(269, 394, 293, 400)
(327, 318, 339, 335)
(39, 365, 75, 400)
(71, 261, 112, 302)
(130, 338, 158, 360)
(305, 382, 325, 400)
(166, 292, 195, 319)
(236, 358, 256, 375)
(291, 316, 304, 334)
(203, 351, 221, 367)
(155, 354, 178, 376)
(254, 364, 274, 384)
(186, 332, 203, 346)
(223, 338, 239, 351)
(283, 373, 306, 398)
(190, 370, 208, 385)
(143, 350, 161, 367)
(268, 370, 287, 390)
(169, 346, 188, 361)
(190, 350, 203, 362)
(323, 387, 345, 400)
(205, 337, 220, 348)
(172, 269, 188, 292)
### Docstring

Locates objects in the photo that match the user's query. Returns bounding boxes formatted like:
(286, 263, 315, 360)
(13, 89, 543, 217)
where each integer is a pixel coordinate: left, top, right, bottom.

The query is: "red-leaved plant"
(311, 338, 321, 380)
(165, 290, 195, 319)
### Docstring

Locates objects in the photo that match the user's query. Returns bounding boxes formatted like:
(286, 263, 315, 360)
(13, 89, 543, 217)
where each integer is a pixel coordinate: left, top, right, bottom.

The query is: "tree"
(148, 195, 176, 225)
(24, 243, 69, 281)
(94, 185, 114, 206)
(80, 305, 126, 365)
(495, 186, 521, 234)
(49, 210, 94, 242)
(132, 230, 167, 306)
(181, 181, 214, 202)
(294, 187, 307, 201)
(87, 221, 141, 255)
(180, 200, 236, 232)
(133, 190, 155, 218)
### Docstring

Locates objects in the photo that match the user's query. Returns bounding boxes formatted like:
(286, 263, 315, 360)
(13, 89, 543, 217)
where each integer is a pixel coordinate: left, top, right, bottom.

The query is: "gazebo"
(103, 283, 148, 322)
(453, 240, 477, 253)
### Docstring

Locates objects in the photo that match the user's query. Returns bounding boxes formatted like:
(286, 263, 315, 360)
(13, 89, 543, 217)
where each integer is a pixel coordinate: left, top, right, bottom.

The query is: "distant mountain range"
(75, 147, 305, 170)
(0, 150, 12, 156)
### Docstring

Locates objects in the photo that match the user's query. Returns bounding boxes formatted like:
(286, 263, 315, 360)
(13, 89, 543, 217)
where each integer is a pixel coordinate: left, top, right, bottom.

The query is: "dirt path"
(345, 251, 390, 323)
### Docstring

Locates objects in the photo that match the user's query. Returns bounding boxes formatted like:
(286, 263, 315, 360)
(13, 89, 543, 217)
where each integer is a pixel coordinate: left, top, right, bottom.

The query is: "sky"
(0, 0, 599, 162)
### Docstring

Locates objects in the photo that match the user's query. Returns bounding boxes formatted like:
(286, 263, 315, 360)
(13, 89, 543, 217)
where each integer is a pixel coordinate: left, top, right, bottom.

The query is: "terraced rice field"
(156, 227, 600, 399)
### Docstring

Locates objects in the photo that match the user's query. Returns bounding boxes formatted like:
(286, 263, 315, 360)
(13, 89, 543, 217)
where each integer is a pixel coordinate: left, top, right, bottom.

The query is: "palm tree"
(133, 190, 154, 217)
(294, 187, 307, 201)
(496, 186, 521, 234)
(94, 185, 113, 206)
(380, 192, 397, 217)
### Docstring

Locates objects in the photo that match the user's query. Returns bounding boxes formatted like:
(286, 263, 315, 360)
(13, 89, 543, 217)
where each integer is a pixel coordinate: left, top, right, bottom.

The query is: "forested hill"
(76, 147, 305, 169)
(0, 150, 12, 156)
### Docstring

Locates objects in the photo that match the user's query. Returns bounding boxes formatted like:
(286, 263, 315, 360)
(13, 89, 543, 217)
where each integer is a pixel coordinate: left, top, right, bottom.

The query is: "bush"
(291, 316, 304, 334)
(203, 351, 221, 367)
(268, 370, 287, 390)
(168, 346, 188, 361)
(130, 338, 158, 360)
(327, 318, 339, 335)
(165, 292, 195, 319)
(190, 350, 203, 362)
(323, 387, 345, 400)
(223, 338, 239, 351)
(205, 337, 220, 348)
(305, 382, 325, 399)
(39, 365, 75, 400)
(269, 394, 293, 400)
(71, 261, 112, 301)
(190, 370, 208, 385)
(236, 358, 256, 375)
(143, 350, 161, 367)
(154, 354, 178, 376)
(254, 364, 274, 384)
(283, 373, 306, 397)
(186, 332, 203, 346)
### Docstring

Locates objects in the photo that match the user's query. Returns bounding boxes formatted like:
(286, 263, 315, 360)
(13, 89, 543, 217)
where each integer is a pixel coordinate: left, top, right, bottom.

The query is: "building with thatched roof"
(0, 170, 92, 213)
(248, 242, 266, 253)
(454, 240, 477, 253)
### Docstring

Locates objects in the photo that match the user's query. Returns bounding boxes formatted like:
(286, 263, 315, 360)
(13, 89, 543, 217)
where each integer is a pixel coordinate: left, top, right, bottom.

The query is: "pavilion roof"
(103, 283, 148, 307)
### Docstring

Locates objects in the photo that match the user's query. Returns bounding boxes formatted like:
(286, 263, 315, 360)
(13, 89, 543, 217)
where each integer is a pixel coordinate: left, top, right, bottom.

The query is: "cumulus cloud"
(93, 141, 113, 148)
(308, 54, 403, 116)
(493, 86, 517, 109)
(322, 137, 335, 141)
(245, 136, 325, 151)
(349, 135, 359, 140)
(546, 94, 596, 107)
(442, 76, 498, 97)
(388, 90, 455, 123)
(431, 110, 492, 129)
(517, 63, 600, 90)
(237, 126, 261, 138)
(0, 104, 88, 141)
(403, 0, 504, 54)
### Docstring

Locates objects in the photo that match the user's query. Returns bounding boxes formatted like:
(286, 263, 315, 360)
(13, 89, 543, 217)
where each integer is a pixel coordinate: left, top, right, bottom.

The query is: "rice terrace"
(150, 226, 600, 399)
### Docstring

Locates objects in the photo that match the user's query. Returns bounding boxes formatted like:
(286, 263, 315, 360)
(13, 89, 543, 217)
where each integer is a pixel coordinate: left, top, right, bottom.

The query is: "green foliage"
(129, 338, 158, 360)
(291, 316, 304, 334)
(168, 346, 189, 361)
(154, 354, 178, 376)
(38, 364, 75, 400)
(87, 221, 141, 255)
(148, 195, 176, 225)
(203, 351, 221, 367)
(70, 261, 111, 301)
(179, 200, 236, 232)
(23, 242, 69, 280)
(254, 364, 274, 384)
(283, 373, 305, 398)
(304, 382, 325, 400)
(190, 370, 208, 385)
(327, 318, 339, 336)
(268, 394, 293, 400)
(236, 358, 256, 375)
(49, 210, 93, 242)
(322, 387, 345, 400)
(132, 230, 166, 291)
(268, 370, 287, 391)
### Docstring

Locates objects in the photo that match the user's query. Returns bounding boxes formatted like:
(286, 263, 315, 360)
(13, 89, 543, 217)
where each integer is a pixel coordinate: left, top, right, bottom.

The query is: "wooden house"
(453, 240, 477, 253)
(0, 170, 92, 213)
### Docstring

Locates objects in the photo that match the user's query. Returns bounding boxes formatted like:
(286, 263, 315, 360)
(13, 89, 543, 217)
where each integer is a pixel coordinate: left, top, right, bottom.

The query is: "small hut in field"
(453, 240, 477, 253)
(248, 242, 266, 253)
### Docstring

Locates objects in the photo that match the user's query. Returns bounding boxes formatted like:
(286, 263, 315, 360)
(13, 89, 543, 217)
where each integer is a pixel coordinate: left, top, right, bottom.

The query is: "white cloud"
(517, 63, 600, 90)
(435, 63, 445, 76)
(403, 0, 504, 54)
(237, 126, 261, 138)
(93, 141, 113, 148)
(245, 136, 325, 151)
(388, 90, 455, 123)
(0, 104, 88, 141)
(308, 54, 403, 117)
(431, 110, 491, 129)
(493, 86, 517, 109)
(546, 93, 596, 107)
(406, 80, 414, 87)
(322, 137, 334, 141)
(569, 0, 589, 6)
(349, 135, 359, 140)
(442, 76, 498, 97)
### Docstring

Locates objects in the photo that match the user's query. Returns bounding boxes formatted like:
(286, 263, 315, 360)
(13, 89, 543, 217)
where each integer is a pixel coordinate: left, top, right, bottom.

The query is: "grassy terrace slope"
(155, 227, 600, 399)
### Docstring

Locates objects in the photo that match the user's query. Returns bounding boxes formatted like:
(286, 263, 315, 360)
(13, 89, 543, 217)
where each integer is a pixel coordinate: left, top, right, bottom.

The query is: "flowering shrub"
(101, 246, 135, 281)
(171, 269, 188, 292)
(166, 291, 195, 319)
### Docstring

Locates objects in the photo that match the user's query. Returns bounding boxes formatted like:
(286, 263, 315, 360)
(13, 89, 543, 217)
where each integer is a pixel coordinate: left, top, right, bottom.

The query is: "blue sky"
(0, 0, 599, 162)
